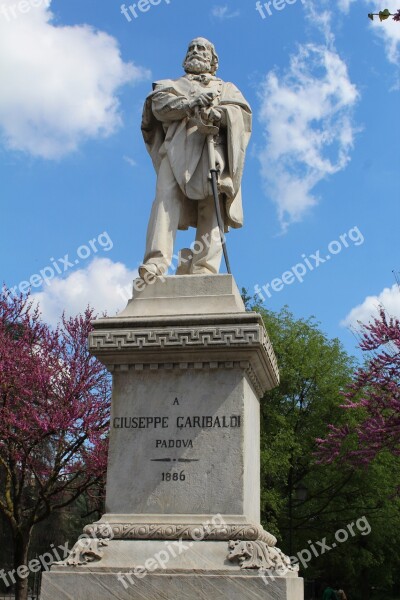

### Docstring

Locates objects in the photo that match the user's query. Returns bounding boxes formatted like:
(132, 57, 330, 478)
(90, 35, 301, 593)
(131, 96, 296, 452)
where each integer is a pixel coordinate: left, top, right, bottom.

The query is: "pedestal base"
(41, 539, 303, 600)
(41, 570, 303, 600)
(40, 276, 302, 598)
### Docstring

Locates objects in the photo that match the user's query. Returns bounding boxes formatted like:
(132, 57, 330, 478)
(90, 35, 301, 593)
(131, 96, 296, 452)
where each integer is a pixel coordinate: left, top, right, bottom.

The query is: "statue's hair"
(183, 37, 219, 75)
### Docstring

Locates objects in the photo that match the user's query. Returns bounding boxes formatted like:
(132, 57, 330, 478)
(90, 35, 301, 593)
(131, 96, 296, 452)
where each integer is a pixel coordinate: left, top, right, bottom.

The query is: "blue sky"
(0, 0, 399, 357)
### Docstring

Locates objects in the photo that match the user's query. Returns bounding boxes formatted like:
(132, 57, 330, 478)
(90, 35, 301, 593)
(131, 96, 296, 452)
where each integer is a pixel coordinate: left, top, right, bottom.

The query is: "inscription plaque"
(105, 368, 250, 516)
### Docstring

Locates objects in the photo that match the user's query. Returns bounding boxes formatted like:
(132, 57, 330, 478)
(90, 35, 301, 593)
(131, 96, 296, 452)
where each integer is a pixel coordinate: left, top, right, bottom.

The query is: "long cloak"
(141, 75, 252, 231)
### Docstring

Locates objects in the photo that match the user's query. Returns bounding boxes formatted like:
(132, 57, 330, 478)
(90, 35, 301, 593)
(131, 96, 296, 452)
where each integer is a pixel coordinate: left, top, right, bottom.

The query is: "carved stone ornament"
(89, 324, 272, 355)
(84, 522, 277, 546)
(89, 319, 279, 397)
(55, 538, 109, 567)
(228, 540, 299, 572)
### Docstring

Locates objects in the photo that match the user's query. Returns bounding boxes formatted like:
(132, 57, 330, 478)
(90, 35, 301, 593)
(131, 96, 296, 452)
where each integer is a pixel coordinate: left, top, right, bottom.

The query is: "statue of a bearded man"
(139, 37, 252, 280)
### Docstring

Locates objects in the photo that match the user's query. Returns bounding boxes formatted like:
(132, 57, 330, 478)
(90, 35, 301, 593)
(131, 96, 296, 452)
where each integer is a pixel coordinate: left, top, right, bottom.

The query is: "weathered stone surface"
(120, 274, 246, 317)
(43, 538, 301, 599)
(41, 571, 303, 600)
(103, 363, 260, 520)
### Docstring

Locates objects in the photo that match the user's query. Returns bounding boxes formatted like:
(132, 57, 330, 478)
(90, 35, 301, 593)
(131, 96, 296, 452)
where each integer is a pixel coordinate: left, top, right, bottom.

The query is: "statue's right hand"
(189, 92, 215, 109)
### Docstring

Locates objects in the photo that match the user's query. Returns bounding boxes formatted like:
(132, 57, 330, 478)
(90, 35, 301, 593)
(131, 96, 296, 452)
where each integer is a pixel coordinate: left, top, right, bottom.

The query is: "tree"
(368, 9, 400, 22)
(0, 288, 111, 600)
(256, 305, 400, 599)
(257, 306, 356, 542)
(317, 309, 400, 467)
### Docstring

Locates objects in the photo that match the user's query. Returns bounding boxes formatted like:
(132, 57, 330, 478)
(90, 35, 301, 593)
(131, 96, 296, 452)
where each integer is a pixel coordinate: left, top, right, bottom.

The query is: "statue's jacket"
(141, 74, 252, 231)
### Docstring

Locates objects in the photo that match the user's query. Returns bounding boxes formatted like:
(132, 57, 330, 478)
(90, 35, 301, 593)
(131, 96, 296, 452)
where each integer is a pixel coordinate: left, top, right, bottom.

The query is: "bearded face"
(183, 39, 213, 75)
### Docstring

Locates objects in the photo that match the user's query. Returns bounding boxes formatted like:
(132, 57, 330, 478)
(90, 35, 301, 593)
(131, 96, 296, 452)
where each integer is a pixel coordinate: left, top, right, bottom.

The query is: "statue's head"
(183, 37, 219, 75)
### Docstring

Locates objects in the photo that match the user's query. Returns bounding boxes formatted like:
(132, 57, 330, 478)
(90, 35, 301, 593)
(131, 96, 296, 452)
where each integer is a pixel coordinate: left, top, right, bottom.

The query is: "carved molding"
(228, 540, 299, 572)
(90, 325, 267, 352)
(84, 522, 277, 546)
(55, 538, 109, 567)
(89, 323, 279, 395)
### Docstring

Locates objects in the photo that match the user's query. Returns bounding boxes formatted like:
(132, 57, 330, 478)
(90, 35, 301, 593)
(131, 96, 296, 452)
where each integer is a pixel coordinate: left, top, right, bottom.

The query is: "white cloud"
(305, 5, 336, 47)
(211, 5, 240, 19)
(32, 258, 137, 326)
(341, 284, 400, 328)
(0, 0, 149, 159)
(258, 43, 359, 230)
(123, 155, 137, 168)
(337, 0, 356, 14)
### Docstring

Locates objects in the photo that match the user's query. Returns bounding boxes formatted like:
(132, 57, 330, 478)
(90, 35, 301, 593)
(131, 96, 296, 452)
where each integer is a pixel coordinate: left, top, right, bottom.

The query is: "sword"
(192, 107, 232, 275)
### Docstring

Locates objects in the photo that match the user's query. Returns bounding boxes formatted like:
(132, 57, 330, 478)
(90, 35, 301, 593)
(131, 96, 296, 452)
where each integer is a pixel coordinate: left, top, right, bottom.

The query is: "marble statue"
(139, 37, 252, 279)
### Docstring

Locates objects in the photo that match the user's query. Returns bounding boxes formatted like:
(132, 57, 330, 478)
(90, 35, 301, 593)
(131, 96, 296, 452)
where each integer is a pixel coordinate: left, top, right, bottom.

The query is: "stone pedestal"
(41, 275, 303, 599)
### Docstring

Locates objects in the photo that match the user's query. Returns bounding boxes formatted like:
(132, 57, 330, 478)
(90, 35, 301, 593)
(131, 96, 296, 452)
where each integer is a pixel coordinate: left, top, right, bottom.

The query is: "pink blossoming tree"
(0, 288, 110, 600)
(317, 308, 400, 466)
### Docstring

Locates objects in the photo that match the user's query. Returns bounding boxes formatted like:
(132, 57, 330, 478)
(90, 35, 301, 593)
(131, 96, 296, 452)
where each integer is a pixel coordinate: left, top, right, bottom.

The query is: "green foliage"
(379, 8, 392, 21)
(258, 306, 355, 534)
(368, 8, 397, 21)
(253, 305, 400, 598)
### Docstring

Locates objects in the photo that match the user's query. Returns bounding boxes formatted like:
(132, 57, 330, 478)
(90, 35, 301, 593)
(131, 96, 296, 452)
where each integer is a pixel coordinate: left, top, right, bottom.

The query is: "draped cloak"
(141, 75, 252, 231)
